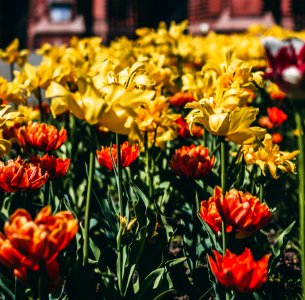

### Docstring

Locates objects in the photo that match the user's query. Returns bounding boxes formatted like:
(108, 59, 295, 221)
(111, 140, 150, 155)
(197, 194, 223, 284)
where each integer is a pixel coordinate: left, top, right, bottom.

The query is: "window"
(49, 4, 72, 22)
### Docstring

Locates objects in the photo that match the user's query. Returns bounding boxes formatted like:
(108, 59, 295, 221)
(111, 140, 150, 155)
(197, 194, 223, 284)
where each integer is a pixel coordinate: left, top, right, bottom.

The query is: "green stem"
(220, 138, 227, 253)
(38, 265, 48, 300)
(9, 63, 14, 81)
(36, 88, 44, 122)
(144, 133, 151, 195)
(259, 181, 264, 202)
(44, 180, 50, 207)
(192, 186, 199, 283)
(28, 269, 39, 300)
(83, 125, 96, 266)
(220, 138, 230, 300)
(144, 133, 153, 198)
(295, 108, 305, 298)
(117, 222, 124, 295)
(50, 181, 55, 209)
(15, 277, 25, 300)
(116, 134, 124, 216)
(115, 135, 125, 294)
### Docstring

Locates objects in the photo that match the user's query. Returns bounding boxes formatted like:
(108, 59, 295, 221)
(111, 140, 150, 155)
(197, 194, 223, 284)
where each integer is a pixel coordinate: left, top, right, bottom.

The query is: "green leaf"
(127, 181, 150, 207)
(272, 221, 295, 257)
(164, 257, 187, 268)
(152, 289, 175, 300)
(0, 276, 14, 299)
(154, 200, 173, 242)
(199, 218, 222, 252)
(136, 257, 186, 300)
(94, 190, 119, 236)
(269, 221, 295, 273)
(79, 222, 101, 263)
(253, 292, 264, 300)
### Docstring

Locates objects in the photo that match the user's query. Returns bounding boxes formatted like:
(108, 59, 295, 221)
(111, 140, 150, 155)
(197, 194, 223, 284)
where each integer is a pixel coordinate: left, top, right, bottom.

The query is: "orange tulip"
(199, 194, 224, 233)
(97, 141, 139, 170)
(31, 154, 70, 180)
(258, 116, 273, 129)
(0, 206, 78, 271)
(16, 122, 67, 152)
(0, 206, 78, 289)
(272, 132, 283, 144)
(0, 157, 49, 192)
(214, 186, 271, 238)
(169, 144, 215, 179)
(169, 92, 195, 108)
(209, 248, 269, 293)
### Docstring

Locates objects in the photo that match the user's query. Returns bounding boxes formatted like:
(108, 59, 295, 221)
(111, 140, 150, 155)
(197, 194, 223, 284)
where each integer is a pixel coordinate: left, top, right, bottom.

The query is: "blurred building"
(27, 0, 86, 48)
(0, 0, 304, 49)
(188, 0, 297, 34)
(27, 0, 187, 48)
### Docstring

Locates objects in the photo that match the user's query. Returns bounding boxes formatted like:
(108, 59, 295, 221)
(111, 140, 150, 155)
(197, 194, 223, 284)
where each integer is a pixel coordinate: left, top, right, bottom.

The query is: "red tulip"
(97, 141, 139, 170)
(175, 116, 203, 139)
(199, 190, 225, 233)
(0, 157, 49, 192)
(16, 122, 67, 152)
(209, 248, 269, 293)
(272, 132, 283, 144)
(215, 186, 271, 238)
(31, 154, 70, 180)
(169, 92, 195, 108)
(169, 144, 215, 179)
(267, 107, 288, 127)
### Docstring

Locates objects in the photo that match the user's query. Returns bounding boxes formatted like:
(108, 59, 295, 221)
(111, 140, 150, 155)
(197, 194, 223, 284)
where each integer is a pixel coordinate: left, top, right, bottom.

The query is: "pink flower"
(263, 37, 305, 100)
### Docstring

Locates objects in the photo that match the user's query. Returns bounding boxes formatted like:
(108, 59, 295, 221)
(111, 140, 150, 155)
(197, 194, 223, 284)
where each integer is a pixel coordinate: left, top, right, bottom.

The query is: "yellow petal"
(209, 113, 229, 135)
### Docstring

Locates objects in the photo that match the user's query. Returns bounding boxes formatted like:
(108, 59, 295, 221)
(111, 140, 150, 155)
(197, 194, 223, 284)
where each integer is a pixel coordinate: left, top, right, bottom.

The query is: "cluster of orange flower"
(0, 206, 78, 291)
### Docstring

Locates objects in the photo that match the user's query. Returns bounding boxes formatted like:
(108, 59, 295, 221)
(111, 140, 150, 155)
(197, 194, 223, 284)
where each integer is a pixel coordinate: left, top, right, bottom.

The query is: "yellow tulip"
(242, 134, 300, 179)
(131, 96, 179, 148)
(93, 61, 155, 91)
(20, 61, 59, 92)
(186, 101, 266, 145)
(46, 76, 155, 134)
(0, 39, 29, 67)
(0, 77, 28, 105)
(0, 105, 22, 157)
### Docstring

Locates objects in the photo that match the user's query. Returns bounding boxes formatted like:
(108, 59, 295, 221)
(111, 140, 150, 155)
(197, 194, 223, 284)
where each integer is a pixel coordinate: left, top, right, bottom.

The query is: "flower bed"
(0, 22, 303, 299)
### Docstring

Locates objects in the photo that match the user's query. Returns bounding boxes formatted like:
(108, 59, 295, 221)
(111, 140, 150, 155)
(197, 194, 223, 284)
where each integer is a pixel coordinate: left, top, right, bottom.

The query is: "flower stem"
(144, 132, 154, 198)
(116, 133, 124, 216)
(220, 138, 230, 300)
(295, 108, 305, 298)
(259, 181, 264, 203)
(15, 277, 25, 300)
(117, 220, 124, 295)
(36, 88, 44, 122)
(9, 63, 14, 81)
(115, 134, 125, 295)
(38, 265, 48, 300)
(83, 125, 96, 266)
(220, 138, 227, 252)
(192, 186, 199, 283)
(44, 180, 50, 207)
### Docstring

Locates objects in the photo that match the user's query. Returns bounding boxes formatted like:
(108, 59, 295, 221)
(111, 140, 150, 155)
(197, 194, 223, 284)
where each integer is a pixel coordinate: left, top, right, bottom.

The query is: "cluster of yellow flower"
(0, 21, 302, 179)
